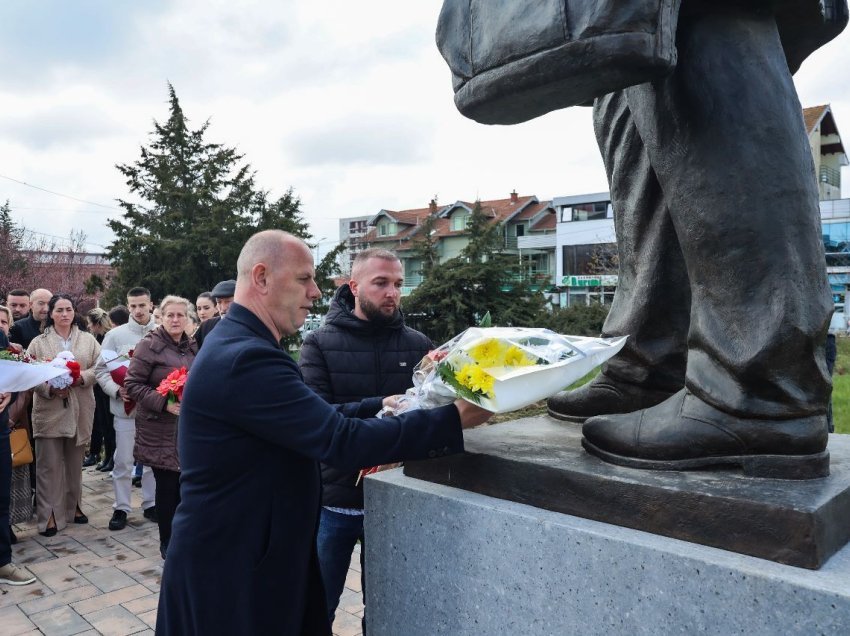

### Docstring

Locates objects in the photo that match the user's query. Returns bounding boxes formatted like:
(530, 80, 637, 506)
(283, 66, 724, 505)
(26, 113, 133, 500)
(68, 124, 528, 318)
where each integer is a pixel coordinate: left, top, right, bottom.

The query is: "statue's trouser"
(593, 8, 832, 419)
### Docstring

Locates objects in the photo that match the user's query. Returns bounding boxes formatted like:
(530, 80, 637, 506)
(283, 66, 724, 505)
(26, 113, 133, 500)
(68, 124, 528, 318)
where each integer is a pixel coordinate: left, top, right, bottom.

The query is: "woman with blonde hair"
(27, 294, 100, 536)
(0, 305, 12, 336)
(125, 295, 197, 558)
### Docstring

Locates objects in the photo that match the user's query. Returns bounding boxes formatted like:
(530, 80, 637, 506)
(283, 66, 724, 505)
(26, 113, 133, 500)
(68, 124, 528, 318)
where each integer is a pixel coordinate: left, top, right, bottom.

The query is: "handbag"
(436, 0, 681, 124)
(10, 427, 33, 467)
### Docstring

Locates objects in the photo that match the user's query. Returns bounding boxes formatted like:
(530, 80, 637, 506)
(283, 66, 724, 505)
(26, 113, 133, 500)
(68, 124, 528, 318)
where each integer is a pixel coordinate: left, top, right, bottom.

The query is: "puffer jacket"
(124, 326, 197, 472)
(299, 284, 432, 509)
(27, 326, 100, 446)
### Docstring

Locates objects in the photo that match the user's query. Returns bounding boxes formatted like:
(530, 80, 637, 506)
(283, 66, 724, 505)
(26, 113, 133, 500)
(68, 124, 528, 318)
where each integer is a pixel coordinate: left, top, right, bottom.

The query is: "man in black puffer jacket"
(299, 248, 432, 627)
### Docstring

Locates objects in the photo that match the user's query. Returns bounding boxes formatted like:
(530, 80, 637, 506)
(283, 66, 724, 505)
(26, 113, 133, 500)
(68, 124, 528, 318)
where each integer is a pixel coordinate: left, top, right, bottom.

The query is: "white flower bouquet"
(387, 327, 627, 415)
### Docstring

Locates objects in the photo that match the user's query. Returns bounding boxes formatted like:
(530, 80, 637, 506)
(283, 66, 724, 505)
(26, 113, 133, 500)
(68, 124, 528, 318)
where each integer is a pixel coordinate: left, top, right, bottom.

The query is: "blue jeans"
(316, 508, 364, 622)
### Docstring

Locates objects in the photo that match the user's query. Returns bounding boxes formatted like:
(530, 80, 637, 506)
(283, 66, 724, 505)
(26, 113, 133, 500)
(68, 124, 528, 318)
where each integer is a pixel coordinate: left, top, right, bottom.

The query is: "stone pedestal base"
(364, 469, 850, 636)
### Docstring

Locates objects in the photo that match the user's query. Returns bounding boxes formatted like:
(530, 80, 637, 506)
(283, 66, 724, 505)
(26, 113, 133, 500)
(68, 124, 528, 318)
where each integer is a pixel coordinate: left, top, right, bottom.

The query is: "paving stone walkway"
(2, 465, 363, 635)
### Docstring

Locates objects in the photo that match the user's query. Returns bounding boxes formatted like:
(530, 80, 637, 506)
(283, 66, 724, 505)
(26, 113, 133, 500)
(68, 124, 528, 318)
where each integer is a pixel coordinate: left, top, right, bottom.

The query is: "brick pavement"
(2, 465, 363, 635)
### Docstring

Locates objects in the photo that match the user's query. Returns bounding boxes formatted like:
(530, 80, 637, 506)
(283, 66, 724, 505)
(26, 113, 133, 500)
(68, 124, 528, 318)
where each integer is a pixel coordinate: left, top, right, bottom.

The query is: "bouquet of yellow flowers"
(386, 327, 627, 415)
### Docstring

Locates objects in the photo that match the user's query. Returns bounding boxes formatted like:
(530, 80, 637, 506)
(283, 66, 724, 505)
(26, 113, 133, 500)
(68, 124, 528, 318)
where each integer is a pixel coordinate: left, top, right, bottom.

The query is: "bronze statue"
(437, 0, 849, 479)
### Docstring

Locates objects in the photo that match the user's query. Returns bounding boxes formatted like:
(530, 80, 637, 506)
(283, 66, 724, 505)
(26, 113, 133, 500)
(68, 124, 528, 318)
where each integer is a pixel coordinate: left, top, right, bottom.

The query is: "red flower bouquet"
(156, 367, 188, 404)
(101, 349, 136, 415)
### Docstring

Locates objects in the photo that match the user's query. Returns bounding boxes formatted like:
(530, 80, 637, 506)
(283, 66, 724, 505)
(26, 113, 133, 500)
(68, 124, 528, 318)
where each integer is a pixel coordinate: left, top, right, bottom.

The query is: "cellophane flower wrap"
(384, 327, 628, 415)
(47, 351, 81, 408)
(101, 348, 136, 415)
(0, 347, 70, 392)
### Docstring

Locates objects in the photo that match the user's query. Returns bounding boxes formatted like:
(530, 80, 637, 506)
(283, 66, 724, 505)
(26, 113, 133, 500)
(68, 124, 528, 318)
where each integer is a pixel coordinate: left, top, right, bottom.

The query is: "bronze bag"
(10, 427, 33, 467)
(436, 0, 681, 124)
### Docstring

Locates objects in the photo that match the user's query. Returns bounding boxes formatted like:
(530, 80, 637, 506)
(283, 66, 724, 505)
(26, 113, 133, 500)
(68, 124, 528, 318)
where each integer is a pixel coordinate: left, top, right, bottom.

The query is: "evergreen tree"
(106, 84, 311, 304)
(405, 200, 547, 342)
(410, 202, 440, 279)
(0, 200, 29, 296)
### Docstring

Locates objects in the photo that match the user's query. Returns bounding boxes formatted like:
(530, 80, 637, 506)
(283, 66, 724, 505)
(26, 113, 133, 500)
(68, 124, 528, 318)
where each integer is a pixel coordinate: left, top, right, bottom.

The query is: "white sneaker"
(0, 563, 37, 586)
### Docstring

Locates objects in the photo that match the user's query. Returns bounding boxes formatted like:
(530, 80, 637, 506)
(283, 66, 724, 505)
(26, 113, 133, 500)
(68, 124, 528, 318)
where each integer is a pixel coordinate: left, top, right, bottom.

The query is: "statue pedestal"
(363, 420, 850, 635)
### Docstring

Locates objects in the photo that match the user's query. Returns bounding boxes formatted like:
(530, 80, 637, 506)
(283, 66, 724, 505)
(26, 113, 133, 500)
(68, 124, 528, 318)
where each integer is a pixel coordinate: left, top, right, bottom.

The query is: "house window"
(569, 202, 609, 221)
(515, 224, 525, 237)
(378, 222, 397, 236)
(451, 214, 468, 231)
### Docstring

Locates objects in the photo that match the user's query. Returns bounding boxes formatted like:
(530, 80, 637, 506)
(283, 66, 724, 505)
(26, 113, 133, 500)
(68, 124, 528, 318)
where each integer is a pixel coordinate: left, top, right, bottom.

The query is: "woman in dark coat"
(124, 295, 197, 559)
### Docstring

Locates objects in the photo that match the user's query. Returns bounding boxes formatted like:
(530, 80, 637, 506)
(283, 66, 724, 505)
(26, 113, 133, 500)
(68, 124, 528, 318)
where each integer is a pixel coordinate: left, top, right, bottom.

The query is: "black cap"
(211, 279, 236, 299)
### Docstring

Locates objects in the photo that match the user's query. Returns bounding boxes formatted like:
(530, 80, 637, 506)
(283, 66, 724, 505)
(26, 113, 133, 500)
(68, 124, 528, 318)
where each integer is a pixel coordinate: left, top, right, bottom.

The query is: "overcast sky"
(1, 1, 848, 259)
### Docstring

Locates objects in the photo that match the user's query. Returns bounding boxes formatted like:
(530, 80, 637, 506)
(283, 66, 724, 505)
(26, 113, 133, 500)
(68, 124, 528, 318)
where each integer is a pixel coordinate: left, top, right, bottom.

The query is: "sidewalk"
(2, 465, 363, 635)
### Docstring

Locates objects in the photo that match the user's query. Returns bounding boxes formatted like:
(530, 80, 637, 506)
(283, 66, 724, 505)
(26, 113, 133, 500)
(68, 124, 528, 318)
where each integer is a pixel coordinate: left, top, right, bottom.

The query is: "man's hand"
(0, 392, 11, 412)
(165, 403, 181, 416)
(454, 399, 493, 429)
(382, 395, 402, 410)
(118, 387, 130, 401)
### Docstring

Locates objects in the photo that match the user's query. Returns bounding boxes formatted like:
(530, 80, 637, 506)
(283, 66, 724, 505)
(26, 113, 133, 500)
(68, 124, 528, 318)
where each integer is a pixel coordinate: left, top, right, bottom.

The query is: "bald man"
(10, 288, 51, 349)
(156, 230, 492, 636)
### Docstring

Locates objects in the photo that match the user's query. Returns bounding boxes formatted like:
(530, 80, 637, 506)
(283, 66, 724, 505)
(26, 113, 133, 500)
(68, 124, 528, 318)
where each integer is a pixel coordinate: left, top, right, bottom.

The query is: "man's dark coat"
(300, 284, 433, 509)
(155, 303, 463, 636)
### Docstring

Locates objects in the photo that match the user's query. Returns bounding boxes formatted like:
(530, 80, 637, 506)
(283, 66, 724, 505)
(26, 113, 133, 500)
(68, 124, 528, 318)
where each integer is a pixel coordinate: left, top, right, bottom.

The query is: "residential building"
(337, 215, 371, 276)
(353, 192, 556, 295)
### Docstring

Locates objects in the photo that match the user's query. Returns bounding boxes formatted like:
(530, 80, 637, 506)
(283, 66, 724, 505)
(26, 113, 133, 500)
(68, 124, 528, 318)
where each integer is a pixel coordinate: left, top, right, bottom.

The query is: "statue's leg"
(547, 91, 689, 422)
(582, 9, 831, 478)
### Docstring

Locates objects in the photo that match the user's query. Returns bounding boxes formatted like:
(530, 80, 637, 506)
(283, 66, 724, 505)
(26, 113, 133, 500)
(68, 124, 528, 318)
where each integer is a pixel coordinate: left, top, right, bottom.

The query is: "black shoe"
(109, 510, 128, 531)
(132, 476, 142, 488)
(547, 373, 677, 423)
(160, 542, 167, 560)
(82, 454, 99, 468)
(582, 389, 830, 480)
(9, 526, 17, 545)
(39, 527, 57, 538)
(143, 506, 158, 523)
(73, 513, 88, 524)
(97, 459, 114, 473)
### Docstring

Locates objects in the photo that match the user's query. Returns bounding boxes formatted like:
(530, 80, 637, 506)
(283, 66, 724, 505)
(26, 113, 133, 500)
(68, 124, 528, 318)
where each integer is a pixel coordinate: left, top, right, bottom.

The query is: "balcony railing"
(821, 165, 842, 188)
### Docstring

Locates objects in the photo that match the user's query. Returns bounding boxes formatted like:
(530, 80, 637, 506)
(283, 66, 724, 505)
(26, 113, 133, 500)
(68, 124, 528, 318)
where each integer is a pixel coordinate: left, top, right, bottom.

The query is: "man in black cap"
(194, 279, 235, 348)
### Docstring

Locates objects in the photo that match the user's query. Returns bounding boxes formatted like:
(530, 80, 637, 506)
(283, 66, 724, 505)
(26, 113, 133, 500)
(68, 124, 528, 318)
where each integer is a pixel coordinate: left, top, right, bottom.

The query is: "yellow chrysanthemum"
(503, 345, 536, 367)
(468, 339, 509, 368)
(455, 363, 495, 397)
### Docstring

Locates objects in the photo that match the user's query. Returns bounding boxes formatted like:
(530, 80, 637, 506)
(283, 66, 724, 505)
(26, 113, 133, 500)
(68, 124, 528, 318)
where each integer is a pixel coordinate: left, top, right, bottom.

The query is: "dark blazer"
(9, 315, 41, 350)
(156, 303, 463, 636)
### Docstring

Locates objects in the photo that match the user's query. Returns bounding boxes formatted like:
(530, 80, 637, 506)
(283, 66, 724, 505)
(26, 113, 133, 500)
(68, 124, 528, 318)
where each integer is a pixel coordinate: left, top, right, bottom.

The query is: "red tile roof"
(531, 212, 556, 231)
(803, 105, 829, 136)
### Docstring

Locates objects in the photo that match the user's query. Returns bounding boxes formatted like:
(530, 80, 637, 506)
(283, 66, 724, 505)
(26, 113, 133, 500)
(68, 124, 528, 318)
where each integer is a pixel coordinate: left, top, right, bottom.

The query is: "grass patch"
(833, 337, 850, 434)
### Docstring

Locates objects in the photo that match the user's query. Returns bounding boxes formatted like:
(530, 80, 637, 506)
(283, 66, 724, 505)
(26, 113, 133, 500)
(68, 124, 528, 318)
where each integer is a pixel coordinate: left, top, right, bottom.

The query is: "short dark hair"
(7, 289, 28, 298)
(109, 304, 130, 326)
(126, 287, 151, 299)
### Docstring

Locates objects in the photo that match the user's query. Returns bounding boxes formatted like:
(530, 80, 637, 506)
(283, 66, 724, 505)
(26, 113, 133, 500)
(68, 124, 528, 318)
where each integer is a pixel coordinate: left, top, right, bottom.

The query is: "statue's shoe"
(582, 389, 830, 479)
(546, 373, 676, 423)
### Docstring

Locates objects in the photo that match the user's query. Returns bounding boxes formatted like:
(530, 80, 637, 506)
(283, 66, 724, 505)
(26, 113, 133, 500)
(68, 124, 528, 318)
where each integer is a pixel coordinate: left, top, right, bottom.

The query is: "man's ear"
(252, 263, 269, 293)
(349, 279, 359, 297)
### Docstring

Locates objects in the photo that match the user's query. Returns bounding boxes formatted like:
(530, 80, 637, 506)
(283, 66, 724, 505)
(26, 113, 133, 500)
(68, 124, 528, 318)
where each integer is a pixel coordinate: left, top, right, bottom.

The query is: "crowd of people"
(0, 280, 236, 585)
(1, 232, 490, 636)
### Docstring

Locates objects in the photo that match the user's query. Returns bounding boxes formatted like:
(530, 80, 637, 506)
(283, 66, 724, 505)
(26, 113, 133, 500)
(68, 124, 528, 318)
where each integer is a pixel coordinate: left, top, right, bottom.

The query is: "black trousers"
(593, 8, 832, 418)
(89, 386, 115, 459)
(0, 429, 11, 567)
(152, 468, 180, 550)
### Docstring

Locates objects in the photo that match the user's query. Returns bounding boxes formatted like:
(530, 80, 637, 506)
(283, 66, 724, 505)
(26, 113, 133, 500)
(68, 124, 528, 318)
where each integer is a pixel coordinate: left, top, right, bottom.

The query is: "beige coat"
(27, 326, 100, 446)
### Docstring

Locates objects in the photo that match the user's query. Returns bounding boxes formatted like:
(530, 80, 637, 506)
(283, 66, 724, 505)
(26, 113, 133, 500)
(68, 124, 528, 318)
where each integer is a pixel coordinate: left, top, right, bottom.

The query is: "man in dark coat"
(542, 1, 848, 478)
(9, 288, 51, 350)
(299, 248, 432, 625)
(156, 230, 491, 636)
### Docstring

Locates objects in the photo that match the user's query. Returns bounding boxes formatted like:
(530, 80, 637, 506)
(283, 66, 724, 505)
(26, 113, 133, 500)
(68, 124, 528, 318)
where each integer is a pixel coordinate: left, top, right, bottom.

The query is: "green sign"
(562, 276, 601, 287)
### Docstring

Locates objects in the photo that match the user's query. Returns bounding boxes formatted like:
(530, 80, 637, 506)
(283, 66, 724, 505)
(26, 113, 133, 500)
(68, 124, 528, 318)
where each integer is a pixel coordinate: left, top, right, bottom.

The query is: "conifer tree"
(106, 84, 310, 303)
